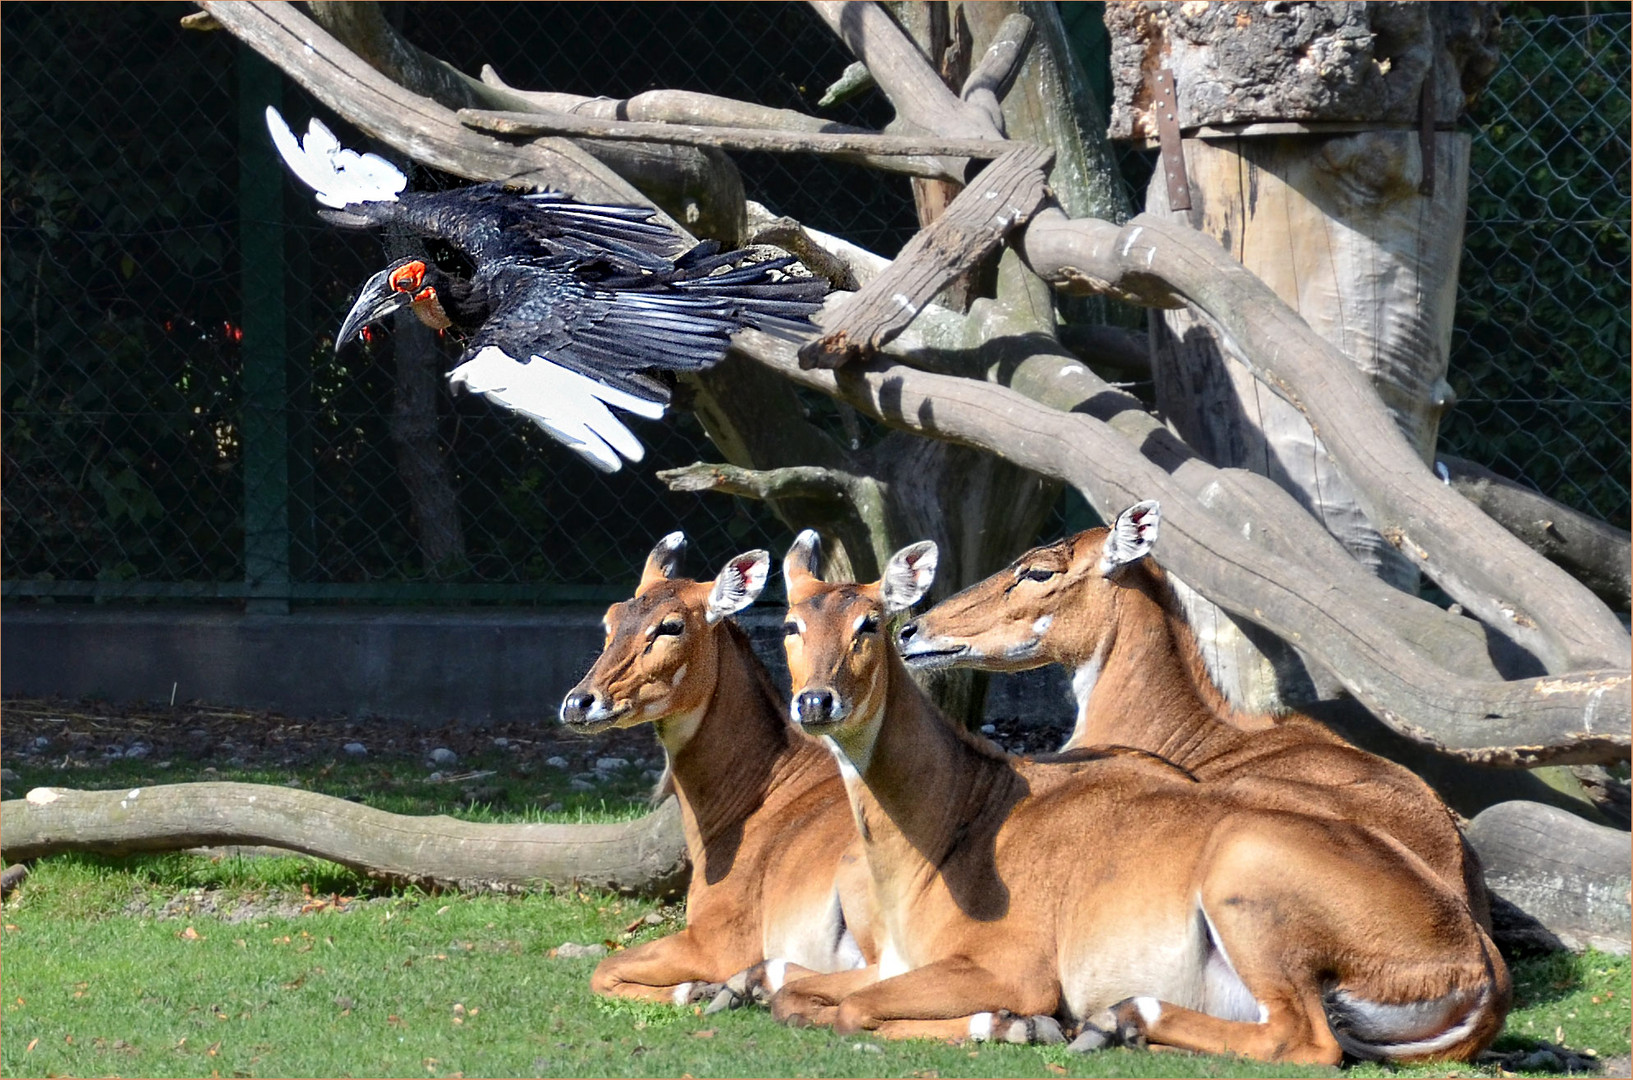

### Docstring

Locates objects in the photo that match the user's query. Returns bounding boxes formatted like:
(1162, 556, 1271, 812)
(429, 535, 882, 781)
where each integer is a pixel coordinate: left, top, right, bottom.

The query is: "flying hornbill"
(266, 108, 827, 471)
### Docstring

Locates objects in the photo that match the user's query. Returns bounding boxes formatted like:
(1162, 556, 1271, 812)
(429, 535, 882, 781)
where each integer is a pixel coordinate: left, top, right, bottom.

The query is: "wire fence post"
(238, 44, 291, 614)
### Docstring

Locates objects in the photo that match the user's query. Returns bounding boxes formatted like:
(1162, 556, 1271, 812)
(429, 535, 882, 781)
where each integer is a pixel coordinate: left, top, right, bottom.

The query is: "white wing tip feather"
(448, 347, 665, 473)
(265, 106, 405, 209)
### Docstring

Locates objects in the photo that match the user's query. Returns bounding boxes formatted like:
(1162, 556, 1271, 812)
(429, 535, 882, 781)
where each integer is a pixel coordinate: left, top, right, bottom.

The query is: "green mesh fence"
(2, 4, 1627, 610)
(1440, 8, 1631, 529)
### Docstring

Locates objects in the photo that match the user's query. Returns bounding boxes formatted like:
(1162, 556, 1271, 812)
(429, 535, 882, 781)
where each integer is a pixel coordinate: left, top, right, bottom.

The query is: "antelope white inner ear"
(707, 550, 770, 623)
(881, 540, 938, 614)
(1100, 500, 1160, 576)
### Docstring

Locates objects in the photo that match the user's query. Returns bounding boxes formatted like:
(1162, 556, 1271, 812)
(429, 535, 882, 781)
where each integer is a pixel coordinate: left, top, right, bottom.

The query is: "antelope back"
(562, 532, 768, 731)
(898, 500, 1161, 672)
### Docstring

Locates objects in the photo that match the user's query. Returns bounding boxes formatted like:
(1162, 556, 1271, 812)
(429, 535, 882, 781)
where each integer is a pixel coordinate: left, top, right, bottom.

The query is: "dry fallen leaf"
(179, 926, 202, 941)
(692, 1028, 716, 1039)
(25, 1038, 37, 1052)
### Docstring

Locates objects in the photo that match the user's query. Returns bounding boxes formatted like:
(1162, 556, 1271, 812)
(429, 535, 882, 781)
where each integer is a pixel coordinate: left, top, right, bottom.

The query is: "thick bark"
(1105, 2, 1502, 139)
(3, 783, 688, 898)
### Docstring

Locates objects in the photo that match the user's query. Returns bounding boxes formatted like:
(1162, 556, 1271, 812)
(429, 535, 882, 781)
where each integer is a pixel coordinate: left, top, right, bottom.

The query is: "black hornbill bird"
(266, 108, 827, 471)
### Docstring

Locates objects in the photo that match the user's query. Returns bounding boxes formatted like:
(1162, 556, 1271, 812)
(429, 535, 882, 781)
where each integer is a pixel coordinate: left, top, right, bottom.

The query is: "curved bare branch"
(731, 324, 1631, 766)
(807, 0, 1629, 675)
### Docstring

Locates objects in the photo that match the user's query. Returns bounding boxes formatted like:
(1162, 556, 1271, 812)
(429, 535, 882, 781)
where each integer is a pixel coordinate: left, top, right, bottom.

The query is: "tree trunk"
(389, 310, 466, 575)
(1113, 1, 1503, 710)
(2, 783, 689, 898)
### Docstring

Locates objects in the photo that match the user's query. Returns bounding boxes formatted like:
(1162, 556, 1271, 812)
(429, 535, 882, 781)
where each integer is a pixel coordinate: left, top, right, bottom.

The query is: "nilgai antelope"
(896, 500, 1490, 928)
(560, 534, 872, 1004)
(772, 530, 1509, 1064)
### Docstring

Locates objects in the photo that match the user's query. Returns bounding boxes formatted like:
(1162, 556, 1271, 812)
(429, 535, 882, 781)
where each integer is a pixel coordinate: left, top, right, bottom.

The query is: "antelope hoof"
(1103, 997, 1152, 1048)
(1067, 1024, 1111, 1053)
(995, 1010, 1065, 1045)
(684, 981, 725, 1005)
(703, 986, 744, 1015)
(735, 961, 778, 1005)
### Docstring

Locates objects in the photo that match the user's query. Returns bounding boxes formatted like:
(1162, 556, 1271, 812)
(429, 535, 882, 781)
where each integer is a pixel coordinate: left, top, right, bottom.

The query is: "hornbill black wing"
(317, 187, 685, 271)
(267, 108, 682, 271)
(445, 251, 827, 472)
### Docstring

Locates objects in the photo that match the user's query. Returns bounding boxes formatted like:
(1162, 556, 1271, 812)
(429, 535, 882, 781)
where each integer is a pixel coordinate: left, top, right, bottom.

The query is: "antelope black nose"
(560, 691, 596, 725)
(796, 689, 836, 724)
(897, 620, 919, 644)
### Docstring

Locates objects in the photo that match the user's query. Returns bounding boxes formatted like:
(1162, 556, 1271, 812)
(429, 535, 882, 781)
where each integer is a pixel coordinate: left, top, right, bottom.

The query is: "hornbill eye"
(389, 260, 427, 294)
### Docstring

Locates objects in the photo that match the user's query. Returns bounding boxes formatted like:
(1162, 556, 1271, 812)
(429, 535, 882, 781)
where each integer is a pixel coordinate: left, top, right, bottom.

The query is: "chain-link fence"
(3, 3, 1628, 609)
(1438, 8, 1631, 529)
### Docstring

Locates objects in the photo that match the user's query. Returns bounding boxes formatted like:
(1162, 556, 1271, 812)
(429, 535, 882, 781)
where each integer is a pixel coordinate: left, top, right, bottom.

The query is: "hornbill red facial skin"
(268, 107, 827, 472)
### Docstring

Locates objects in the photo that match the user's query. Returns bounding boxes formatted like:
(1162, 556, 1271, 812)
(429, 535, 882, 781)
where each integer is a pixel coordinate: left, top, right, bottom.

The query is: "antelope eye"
(1020, 567, 1058, 583)
(783, 621, 799, 637)
(655, 617, 685, 637)
(857, 613, 880, 634)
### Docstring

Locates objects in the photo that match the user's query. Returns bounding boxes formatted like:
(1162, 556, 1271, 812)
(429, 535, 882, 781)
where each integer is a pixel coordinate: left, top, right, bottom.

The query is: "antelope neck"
(663, 626, 808, 845)
(1065, 585, 1243, 767)
(845, 653, 1018, 868)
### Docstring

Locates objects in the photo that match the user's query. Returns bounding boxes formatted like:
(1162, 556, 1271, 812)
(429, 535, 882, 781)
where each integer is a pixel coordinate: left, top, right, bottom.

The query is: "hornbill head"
(336, 257, 455, 351)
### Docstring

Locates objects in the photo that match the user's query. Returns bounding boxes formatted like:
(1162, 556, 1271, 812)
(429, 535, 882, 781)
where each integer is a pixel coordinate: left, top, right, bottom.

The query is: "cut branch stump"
(798, 143, 1053, 370)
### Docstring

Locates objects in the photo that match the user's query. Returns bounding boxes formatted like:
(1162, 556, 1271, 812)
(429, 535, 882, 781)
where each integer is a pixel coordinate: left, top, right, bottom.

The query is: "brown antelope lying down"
(560, 534, 872, 1005)
(896, 500, 1490, 929)
(772, 531, 1510, 1064)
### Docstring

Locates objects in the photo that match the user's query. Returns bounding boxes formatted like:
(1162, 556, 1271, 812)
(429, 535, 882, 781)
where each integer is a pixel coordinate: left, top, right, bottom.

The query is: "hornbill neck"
(419, 268, 484, 331)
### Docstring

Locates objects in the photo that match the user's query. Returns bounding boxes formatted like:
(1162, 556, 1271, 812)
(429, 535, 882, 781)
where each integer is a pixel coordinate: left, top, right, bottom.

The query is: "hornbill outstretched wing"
(265, 108, 827, 472)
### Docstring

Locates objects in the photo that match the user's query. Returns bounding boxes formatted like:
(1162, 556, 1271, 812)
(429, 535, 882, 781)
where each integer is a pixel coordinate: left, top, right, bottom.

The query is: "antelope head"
(896, 500, 1161, 671)
(781, 530, 937, 755)
(560, 531, 769, 733)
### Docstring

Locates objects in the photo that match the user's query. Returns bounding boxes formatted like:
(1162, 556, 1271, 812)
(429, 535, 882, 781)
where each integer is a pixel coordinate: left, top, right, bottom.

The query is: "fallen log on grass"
(0, 782, 689, 899)
(1466, 800, 1632, 956)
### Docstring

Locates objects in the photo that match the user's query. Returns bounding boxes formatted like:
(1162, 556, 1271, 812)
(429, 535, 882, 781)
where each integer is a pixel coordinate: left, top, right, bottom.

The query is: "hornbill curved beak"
(336, 266, 413, 351)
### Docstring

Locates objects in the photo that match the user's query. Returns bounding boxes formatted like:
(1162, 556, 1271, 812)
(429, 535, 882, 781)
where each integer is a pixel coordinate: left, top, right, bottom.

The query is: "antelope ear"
(782, 529, 823, 597)
(707, 550, 770, 624)
(1100, 500, 1160, 575)
(639, 531, 687, 592)
(881, 540, 938, 614)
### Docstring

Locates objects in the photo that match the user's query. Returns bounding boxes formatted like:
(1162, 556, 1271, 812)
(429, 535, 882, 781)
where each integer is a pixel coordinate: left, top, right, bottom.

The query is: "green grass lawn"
(2, 704, 1628, 1077)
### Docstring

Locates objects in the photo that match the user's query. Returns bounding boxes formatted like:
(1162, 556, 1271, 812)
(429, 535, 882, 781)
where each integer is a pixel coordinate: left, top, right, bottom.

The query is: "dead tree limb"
(732, 325, 1631, 765)
(458, 108, 1034, 163)
(1466, 800, 1632, 954)
(1437, 454, 1632, 611)
(797, 143, 1053, 369)
(1016, 210, 1631, 674)
(804, 2, 1628, 676)
(475, 68, 955, 182)
(2, 784, 688, 898)
(199, 1, 674, 223)
(302, 1, 746, 242)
